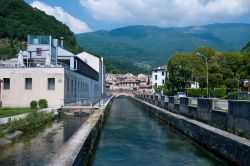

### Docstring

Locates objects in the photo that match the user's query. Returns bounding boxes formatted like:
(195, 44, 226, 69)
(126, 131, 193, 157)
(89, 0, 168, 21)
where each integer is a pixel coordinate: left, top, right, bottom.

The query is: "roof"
(153, 66, 167, 71)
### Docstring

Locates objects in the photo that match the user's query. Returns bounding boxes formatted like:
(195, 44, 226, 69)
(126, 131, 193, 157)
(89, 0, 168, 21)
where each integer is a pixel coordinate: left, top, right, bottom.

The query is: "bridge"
(108, 91, 135, 97)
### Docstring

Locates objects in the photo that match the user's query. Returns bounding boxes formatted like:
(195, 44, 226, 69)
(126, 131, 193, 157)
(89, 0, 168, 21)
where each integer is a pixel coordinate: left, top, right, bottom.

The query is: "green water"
(0, 115, 87, 165)
(92, 98, 229, 166)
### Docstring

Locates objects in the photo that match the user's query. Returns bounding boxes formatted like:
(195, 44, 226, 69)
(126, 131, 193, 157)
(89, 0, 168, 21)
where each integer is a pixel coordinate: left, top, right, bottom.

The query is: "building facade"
(0, 35, 105, 108)
(152, 66, 167, 88)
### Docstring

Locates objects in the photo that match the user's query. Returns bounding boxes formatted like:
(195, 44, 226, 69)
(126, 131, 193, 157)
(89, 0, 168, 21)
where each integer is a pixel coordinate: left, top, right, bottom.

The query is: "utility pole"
(196, 53, 209, 98)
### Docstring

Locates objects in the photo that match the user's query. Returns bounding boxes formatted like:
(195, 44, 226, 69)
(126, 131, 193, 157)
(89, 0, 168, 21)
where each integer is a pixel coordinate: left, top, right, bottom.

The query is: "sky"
(25, 0, 250, 34)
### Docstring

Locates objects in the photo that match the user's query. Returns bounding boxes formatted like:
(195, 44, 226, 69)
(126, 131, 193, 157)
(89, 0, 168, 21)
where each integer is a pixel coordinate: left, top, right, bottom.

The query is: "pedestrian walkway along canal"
(0, 115, 88, 165)
(91, 98, 229, 166)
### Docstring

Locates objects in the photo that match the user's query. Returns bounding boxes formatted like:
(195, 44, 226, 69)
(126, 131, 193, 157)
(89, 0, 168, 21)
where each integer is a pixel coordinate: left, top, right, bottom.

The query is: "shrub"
(187, 88, 207, 97)
(30, 100, 38, 109)
(213, 88, 226, 98)
(38, 99, 48, 108)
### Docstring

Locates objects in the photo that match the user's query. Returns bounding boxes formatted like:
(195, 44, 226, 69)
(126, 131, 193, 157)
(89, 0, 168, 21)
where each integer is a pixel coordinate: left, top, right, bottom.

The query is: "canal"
(0, 115, 88, 165)
(91, 98, 229, 166)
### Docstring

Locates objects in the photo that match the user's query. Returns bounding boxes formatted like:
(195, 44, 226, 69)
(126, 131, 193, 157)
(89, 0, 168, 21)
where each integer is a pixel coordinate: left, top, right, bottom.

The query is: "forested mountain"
(76, 23, 250, 69)
(0, 0, 82, 59)
(242, 41, 250, 53)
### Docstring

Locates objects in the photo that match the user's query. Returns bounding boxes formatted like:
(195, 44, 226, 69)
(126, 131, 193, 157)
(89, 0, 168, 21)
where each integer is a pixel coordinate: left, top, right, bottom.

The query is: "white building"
(76, 52, 106, 96)
(187, 81, 200, 89)
(0, 35, 105, 108)
(152, 66, 167, 89)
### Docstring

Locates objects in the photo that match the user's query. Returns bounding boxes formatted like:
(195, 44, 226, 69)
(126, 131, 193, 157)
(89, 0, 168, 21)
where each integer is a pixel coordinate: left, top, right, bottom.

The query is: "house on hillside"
(0, 35, 106, 108)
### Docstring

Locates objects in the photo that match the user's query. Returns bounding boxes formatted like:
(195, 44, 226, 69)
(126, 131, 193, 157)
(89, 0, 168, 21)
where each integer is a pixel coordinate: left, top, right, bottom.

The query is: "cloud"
(80, 0, 250, 26)
(31, 1, 92, 33)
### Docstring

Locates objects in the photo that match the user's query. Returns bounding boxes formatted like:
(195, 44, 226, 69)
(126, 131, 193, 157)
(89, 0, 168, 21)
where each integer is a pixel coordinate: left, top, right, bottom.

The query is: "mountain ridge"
(76, 23, 250, 69)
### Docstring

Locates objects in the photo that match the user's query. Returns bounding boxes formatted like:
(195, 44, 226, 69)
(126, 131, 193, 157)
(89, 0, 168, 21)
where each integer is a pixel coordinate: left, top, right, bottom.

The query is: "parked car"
(176, 92, 187, 99)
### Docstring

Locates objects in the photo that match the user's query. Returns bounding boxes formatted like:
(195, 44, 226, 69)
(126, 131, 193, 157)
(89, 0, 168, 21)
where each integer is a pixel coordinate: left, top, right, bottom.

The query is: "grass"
(0, 111, 54, 139)
(0, 108, 36, 118)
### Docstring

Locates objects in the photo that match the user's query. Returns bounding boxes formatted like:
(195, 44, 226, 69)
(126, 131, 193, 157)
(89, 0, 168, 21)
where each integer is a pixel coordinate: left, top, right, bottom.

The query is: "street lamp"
(196, 53, 209, 98)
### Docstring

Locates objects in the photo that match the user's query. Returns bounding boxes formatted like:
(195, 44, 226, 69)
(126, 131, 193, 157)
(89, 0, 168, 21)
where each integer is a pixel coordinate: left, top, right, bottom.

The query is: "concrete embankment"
(47, 96, 114, 166)
(130, 97, 250, 166)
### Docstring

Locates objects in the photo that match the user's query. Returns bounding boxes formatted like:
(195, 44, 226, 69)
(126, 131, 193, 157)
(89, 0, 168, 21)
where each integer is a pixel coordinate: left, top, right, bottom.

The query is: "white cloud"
(31, 1, 92, 33)
(80, 0, 250, 26)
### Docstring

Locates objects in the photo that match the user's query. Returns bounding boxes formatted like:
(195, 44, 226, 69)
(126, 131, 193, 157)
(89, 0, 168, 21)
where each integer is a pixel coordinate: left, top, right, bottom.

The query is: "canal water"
(92, 98, 229, 166)
(0, 115, 88, 165)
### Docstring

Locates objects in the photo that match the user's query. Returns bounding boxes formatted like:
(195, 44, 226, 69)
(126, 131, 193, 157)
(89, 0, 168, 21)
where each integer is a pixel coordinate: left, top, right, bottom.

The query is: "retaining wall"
(131, 97, 250, 166)
(136, 94, 250, 137)
(47, 97, 114, 166)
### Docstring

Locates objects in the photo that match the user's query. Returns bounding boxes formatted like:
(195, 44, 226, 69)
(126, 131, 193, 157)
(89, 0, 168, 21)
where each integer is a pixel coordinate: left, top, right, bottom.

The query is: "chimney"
(60, 37, 64, 48)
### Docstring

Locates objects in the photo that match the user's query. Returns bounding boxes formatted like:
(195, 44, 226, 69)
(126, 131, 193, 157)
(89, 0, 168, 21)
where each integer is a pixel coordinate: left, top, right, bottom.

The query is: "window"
(25, 78, 32, 90)
(3, 78, 10, 89)
(155, 75, 157, 80)
(162, 71, 165, 76)
(71, 79, 73, 91)
(155, 83, 157, 87)
(162, 80, 165, 85)
(48, 78, 55, 90)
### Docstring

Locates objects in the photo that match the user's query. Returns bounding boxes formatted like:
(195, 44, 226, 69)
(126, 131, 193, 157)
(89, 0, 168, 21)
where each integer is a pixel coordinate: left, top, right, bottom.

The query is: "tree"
(225, 78, 238, 91)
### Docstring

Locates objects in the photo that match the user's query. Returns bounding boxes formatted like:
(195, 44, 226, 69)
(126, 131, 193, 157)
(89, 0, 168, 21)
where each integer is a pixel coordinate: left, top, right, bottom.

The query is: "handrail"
(0, 61, 69, 69)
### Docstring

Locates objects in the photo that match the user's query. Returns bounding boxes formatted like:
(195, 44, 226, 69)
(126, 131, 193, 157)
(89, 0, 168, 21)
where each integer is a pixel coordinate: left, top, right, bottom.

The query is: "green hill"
(0, 0, 82, 59)
(76, 23, 250, 69)
(242, 41, 250, 53)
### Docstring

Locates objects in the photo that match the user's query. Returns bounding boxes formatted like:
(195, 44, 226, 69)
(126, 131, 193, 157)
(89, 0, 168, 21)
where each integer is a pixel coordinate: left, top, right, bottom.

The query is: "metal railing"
(61, 96, 112, 108)
(0, 61, 69, 69)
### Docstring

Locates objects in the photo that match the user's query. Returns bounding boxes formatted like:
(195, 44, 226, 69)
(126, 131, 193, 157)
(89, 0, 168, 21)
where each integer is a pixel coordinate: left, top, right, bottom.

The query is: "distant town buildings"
(106, 73, 152, 93)
(0, 35, 105, 108)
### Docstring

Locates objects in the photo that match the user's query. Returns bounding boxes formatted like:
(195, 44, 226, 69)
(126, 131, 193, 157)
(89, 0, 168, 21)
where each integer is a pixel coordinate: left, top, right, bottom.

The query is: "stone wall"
(47, 96, 114, 166)
(131, 96, 250, 166)
(228, 100, 250, 137)
(197, 98, 213, 122)
(135, 94, 250, 138)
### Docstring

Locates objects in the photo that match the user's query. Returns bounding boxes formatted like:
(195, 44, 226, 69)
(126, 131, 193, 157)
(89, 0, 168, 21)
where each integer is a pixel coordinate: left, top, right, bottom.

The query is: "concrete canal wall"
(137, 94, 250, 138)
(131, 96, 250, 166)
(47, 96, 114, 166)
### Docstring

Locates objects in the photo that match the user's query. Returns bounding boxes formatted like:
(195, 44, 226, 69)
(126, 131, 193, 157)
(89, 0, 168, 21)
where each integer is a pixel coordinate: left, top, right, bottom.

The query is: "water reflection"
(0, 115, 87, 165)
(92, 98, 229, 166)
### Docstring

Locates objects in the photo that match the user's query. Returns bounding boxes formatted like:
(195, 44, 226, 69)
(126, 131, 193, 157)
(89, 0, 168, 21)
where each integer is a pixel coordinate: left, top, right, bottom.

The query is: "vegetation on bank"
(105, 59, 150, 74)
(164, 45, 250, 97)
(0, 108, 36, 118)
(0, 111, 53, 139)
(0, 0, 82, 59)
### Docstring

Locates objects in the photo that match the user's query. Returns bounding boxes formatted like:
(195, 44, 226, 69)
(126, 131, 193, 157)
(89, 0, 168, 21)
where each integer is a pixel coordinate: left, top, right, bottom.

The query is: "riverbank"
(0, 108, 36, 118)
(0, 114, 88, 165)
(130, 96, 250, 166)
(47, 96, 114, 166)
(0, 111, 54, 146)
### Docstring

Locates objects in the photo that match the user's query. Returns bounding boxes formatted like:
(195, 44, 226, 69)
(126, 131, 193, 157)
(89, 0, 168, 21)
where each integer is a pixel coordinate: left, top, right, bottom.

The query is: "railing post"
(179, 97, 190, 116)
(227, 100, 250, 137)
(197, 98, 213, 122)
